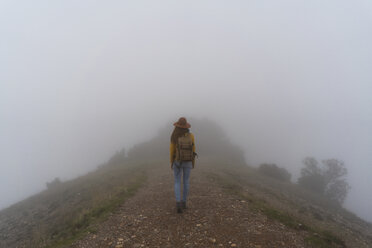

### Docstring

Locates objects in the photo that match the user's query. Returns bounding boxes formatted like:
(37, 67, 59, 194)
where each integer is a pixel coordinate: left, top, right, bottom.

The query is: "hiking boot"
(181, 201, 187, 209)
(176, 202, 183, 213)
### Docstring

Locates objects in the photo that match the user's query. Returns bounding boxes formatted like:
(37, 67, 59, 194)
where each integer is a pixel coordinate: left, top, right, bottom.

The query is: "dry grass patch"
(0, 161, 149, 248)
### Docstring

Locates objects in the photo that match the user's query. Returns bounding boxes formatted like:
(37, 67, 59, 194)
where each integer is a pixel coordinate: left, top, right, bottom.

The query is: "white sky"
(1, 0, 372, 221)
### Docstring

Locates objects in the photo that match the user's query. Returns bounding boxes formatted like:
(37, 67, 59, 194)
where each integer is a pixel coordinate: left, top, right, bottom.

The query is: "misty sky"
(1, 1, 372, 221)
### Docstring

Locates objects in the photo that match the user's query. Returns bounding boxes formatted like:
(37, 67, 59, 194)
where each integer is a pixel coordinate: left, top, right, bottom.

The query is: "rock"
(196, 224, 202, 227)
(231, 244, 237, 247)
(298, 223, 307, 230)
(208, 238, 216, 243)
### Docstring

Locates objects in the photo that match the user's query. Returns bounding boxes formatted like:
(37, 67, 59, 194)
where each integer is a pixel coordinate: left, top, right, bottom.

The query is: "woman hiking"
(170, 117, 196, 213)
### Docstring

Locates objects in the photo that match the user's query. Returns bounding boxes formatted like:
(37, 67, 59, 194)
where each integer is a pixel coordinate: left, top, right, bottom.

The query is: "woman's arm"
(170, 142, 176, 167)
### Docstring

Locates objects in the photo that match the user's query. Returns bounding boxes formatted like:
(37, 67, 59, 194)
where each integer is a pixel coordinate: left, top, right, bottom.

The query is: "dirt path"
(71, 164, 307, 248)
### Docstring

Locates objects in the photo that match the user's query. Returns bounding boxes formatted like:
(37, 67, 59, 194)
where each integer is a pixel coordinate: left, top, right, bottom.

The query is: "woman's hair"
(170, 127, 190, 144)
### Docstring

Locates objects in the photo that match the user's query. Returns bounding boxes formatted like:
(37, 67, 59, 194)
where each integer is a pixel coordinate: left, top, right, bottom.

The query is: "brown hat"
(173, 117, 191, 129)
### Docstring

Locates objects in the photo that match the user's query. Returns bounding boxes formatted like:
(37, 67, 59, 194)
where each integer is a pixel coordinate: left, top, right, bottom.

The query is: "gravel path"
(71, 164, 307, 248)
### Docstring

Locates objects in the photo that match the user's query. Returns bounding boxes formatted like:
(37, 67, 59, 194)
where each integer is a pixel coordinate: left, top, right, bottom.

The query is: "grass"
(0, 161, 148, 248)
(261, 207, 303, 230)
(305, 230, 346, 248)
(48, 172, 146, 248)
(206, 170, 346, 248)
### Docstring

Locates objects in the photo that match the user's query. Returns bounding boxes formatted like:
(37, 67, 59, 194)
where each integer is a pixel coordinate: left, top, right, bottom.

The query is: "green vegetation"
(305, 230, 346, 248)
(260, 206, 345, 248)
(298, 157, 350, 205)
(1, 119, 368, 247)
(261, 207, 302, 230)
(0, 161, 148, 248)
(207, 170, 346, 248)
(46, 177, 62, 189)
(208, 172, 300, 229)
(48, 171, 146, 248)
(258, 163, 291, 182)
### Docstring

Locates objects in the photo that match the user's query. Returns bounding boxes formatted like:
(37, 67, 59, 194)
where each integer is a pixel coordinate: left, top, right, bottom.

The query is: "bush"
(46, 177, 62, 189)
(107, 148, 127, 166)
(258, 163, 291, 182)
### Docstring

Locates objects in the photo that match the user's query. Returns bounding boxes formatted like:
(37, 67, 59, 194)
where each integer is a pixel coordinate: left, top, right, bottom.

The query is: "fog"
(1, 1, 372, 222)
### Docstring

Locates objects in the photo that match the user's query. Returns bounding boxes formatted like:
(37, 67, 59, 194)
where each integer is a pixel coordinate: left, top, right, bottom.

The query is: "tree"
(322, 159, 350, 204)
(322, 159, 347, 183)
(297, 157, 350, 205)
(325, 179, 350, 204)
(298, 157, 325, 194)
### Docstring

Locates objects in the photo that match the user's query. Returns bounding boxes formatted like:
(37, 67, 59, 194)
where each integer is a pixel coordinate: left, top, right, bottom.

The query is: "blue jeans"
(173, 161, 192, 202)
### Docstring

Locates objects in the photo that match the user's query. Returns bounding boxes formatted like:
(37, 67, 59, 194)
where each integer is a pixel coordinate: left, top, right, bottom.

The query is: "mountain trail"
(71, 164, 306, 248)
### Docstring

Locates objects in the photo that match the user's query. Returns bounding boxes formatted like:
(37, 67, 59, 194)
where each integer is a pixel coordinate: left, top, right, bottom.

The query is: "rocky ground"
(71, 165, 308, 248)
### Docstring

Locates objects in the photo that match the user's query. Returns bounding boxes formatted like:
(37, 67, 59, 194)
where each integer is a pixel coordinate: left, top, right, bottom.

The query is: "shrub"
(258, 163, 291, 182)
(107, 148, 127, 166)
(46, 177, 62, 189)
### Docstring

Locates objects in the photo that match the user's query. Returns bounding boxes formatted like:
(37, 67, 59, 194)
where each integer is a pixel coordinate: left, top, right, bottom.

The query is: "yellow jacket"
(170, 133, 196, 164)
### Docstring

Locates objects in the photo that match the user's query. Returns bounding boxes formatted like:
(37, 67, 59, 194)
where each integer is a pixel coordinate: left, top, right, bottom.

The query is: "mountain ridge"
(1, 119, 371, 247)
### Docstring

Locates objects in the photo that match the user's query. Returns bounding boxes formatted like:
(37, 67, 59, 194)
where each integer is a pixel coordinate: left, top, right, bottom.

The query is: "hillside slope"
(1, 119, 371, 247)
(0, 160, 147, 248)
(71, 160, 307, 248)
(69, 159, 372, 248)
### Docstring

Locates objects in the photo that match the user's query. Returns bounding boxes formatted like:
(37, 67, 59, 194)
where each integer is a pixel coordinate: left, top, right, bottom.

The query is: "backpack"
(176, 133, 194, 161)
